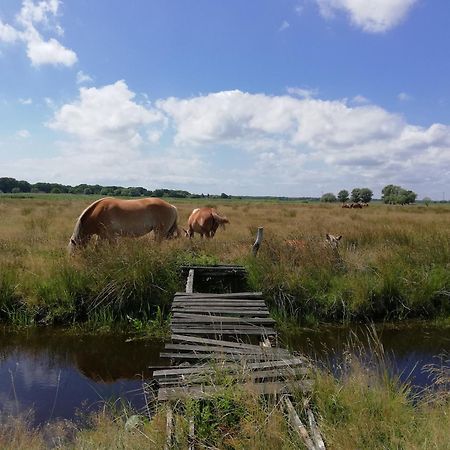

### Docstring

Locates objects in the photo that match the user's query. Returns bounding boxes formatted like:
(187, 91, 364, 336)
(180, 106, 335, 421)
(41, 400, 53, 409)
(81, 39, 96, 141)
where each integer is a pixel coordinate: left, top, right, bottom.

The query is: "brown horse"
(185, 207, 229, 238)
(68, 197, 179, 254)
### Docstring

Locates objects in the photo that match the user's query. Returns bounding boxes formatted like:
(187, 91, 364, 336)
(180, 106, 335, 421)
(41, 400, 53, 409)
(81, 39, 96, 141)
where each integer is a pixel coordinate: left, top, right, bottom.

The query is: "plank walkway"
(153, 265, 311, 401)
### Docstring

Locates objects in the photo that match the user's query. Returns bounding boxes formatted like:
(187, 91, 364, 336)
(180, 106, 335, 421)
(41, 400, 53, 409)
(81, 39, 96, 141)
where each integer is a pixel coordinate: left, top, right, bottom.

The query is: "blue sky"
(1, 0, 449, 198)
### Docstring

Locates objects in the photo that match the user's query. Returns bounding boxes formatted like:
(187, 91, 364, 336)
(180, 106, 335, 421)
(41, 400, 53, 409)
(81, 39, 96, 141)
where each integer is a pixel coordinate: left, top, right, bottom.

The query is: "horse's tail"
(211, 211, 229, 229)
(166, 205, 180, 238)
(68, 197, 107, 254)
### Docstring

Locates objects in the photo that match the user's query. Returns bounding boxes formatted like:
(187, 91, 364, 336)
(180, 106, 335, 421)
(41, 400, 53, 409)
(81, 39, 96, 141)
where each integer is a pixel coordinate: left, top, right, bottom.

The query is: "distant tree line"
(0, 177, 204, 199)
(320, 185, 420, 205)
(321, 187, 373, 203)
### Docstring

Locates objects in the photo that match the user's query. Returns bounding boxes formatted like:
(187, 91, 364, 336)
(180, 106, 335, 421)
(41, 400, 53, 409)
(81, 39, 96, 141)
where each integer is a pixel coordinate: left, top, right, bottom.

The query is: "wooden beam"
(158, 381, 289, 401)
(307, 408, 326, 450)
(185, 268, 194, 294)
(164, 343, 290, 356)
(172, 306, 270, 316)
(173, 300, 267, 306)
(157, 367, 309, 386)
(252, 227, 264, 256)
(170, 334, 270, 350)
(284, 397, 315, 450)
(174, 292, 263, 299)
(164, 406, 173, 450)
(172, 314, 275, 324)
(170, 328, 277, 336)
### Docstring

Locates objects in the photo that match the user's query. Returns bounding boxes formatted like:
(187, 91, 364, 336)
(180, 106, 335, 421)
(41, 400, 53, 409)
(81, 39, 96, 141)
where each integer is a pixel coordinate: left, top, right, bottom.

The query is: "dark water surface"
(284, 323, 450, 388)
(0, 324, 448, 427)
(0, 328, 165, 426)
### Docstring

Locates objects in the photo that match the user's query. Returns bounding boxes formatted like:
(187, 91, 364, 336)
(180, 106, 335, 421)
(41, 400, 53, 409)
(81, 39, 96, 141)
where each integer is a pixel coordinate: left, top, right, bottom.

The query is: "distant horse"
(184, 207, 229, 238)
(68, 197, 179, 254)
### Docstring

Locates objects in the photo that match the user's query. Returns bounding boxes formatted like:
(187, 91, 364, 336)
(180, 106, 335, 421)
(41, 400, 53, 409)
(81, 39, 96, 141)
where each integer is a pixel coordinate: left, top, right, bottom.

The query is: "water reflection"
(0, 328, 165, 426)
(283, 323, 450, 388)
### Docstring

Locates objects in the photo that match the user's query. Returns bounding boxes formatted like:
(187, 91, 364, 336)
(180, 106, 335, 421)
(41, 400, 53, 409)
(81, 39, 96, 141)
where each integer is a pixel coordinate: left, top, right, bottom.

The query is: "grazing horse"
(68, 197, 179, 254)
(185, 207, 229, 238)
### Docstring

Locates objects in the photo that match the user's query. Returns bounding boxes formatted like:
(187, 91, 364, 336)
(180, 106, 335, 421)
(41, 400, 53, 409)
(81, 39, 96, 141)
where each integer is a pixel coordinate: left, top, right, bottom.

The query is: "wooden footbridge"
(152, 259, 326, 449)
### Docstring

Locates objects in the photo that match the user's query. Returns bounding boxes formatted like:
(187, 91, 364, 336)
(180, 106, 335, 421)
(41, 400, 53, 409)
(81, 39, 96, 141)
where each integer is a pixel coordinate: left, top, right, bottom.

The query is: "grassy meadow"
(0, 194, 449, 327)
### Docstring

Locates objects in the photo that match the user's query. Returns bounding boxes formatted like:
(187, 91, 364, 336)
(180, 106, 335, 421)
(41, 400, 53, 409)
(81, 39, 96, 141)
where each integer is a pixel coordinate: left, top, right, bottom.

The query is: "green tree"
(350, 188, 361, 203)
(382, 184, 417, 204)
(359, 188, 373, 203)
(11, 187, 21, 194)
(423, 196, 432, 206)
(321, 192, 337, 203)
(337, 189, 349, 203)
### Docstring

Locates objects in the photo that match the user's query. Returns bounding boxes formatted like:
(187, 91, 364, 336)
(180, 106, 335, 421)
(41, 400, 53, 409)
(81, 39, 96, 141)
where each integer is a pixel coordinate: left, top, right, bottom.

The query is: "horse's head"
(67, 237, 78, 255)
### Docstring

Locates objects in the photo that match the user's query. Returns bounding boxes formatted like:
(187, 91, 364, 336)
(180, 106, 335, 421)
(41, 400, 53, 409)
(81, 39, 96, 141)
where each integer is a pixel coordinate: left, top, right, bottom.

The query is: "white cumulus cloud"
(0, 0, 77, 67)
(316, 0, 417, 33)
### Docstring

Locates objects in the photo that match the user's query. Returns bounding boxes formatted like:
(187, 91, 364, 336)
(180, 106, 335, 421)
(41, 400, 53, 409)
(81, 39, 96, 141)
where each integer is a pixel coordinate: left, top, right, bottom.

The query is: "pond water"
(0, 328, 166, 427)
(0, 324, 448, 427)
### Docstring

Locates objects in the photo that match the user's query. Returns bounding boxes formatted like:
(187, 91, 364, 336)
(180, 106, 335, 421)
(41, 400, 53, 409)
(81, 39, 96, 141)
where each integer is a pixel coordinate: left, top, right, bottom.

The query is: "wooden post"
(165, 406, 173, 450)
(186, 269, 194, 294)
(307, 408, 326, 450)
(252, 227, 264, 256)
(284, 397, 315, 450)
(188, 416, 195, 450)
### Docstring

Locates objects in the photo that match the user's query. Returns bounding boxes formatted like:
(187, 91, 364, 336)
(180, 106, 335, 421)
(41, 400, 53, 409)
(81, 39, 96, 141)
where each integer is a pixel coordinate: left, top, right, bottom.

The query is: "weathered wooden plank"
(158, 381, 291, 401)
(173, 302, 267, 308)
(153, 358, 306, 378)
(159, 352, 287, 361)
(172, 323, 274, 330)
(173, 299, 266, 305)
(164, 343, 290, 356)
(174, 292, 263, 299)
(172, 314, 275, 324)
(246, 358, 306, 370)
(170, 334, 268, 350)
(284, 397, 315, 450)
(157, 367, 309, 386)
(172, 308, 269, 315)
(170, 328, 276, 336)
(185, 269, 194, 294)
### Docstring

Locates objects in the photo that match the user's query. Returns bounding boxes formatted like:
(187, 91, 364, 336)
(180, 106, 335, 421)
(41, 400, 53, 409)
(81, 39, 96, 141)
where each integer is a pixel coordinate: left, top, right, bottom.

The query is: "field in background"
(0, 194, 449, 327)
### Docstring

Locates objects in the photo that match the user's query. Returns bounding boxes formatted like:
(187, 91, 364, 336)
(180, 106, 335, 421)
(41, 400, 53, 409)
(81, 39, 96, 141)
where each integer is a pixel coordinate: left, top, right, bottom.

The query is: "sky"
(0, 0, 449, 199)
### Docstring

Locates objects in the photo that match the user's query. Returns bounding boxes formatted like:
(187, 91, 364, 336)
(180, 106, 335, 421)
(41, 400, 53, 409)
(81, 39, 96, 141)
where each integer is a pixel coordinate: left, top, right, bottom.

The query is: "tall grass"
(0, 196, 449, 327)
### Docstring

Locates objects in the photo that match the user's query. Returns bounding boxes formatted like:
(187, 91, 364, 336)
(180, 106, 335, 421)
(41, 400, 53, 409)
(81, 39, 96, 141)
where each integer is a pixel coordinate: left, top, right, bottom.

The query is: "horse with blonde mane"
(184, 207, 229, 238)
(68, 197, 179, 254)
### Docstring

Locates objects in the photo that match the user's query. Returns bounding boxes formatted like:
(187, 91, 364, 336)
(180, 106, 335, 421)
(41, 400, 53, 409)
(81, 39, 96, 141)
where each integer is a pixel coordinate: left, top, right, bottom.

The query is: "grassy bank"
(1, 336, 448, 449)
(0, 195, 449, 327)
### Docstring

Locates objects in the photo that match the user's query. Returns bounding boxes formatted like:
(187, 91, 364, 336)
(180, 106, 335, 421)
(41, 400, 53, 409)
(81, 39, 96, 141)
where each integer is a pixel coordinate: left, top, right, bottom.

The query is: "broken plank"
(157, 367, 309, 386)
(170, 334, 270, 350)
(158, 381, 290, 401)
(164, 343, 290, 356)
(158, 352, 285, 361)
